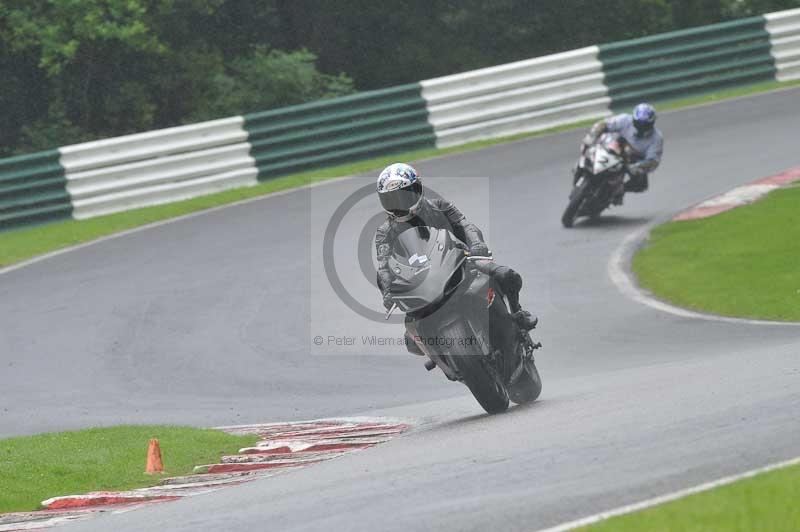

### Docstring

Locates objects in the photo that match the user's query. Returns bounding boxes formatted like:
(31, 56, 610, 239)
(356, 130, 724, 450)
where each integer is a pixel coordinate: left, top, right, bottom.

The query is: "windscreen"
(392, 226, 435, 264)
(602, 133, 624, 155)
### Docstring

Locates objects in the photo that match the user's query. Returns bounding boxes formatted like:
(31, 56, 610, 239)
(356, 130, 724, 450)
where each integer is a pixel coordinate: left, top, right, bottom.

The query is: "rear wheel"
(447, 322, 509, 414)
(508, 359, 542, 405)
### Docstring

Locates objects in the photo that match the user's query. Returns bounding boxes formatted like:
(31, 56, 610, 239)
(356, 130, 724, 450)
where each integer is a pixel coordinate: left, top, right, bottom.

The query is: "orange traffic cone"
(145, 438, 164, 474)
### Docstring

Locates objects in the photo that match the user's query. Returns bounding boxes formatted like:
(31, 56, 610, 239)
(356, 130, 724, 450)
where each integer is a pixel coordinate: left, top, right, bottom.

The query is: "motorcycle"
(386, 226, 542, 414)
(561, 132, 630, 228)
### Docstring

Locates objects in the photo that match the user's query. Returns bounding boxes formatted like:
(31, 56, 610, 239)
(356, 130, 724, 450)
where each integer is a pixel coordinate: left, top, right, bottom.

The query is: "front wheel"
(508, 359, 542, 405)
(562, 180, 588, 228)
(446, 322, 509, 414)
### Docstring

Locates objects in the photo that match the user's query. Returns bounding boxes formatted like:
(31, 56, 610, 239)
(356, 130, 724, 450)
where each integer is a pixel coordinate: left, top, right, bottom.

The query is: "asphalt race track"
(2, 88, 800, 531)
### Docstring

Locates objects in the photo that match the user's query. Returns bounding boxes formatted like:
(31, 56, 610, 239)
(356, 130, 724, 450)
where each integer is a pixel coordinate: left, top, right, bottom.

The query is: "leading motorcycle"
(561, 132, 630, 228)
(386, 226, 542, 414)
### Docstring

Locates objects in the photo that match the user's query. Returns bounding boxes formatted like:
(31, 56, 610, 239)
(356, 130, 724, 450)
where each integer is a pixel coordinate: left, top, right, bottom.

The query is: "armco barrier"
(421, 47, 609, 148)
(243, 84, 435, 180)
(0, 150, 70, 229)
(1, 7, 799, 231)
(60, 117, 256, 219)
(765, 8, 800, 81)
(599, 16, 776, 109)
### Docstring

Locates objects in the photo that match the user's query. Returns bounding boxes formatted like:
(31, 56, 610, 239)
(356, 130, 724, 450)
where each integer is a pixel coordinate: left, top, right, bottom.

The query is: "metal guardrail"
(0, 150, 70, 229)
(59, 117, 256, 220)
(766, 8, 800, 81)
(421, 47, 610, 148)
(599, 17, 776, 108)
(243, 84, 435, 180)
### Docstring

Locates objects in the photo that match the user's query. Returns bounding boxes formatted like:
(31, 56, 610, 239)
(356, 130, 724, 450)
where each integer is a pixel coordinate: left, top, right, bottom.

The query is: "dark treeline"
(1, 0, 797, 156)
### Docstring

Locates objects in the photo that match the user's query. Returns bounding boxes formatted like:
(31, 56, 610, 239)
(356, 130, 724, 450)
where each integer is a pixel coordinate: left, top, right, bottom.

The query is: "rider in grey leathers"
(374, 163, 536, 355)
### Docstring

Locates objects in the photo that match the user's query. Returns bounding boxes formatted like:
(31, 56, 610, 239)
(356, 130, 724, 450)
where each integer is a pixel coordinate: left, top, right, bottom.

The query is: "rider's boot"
(512, 309, 538, 331)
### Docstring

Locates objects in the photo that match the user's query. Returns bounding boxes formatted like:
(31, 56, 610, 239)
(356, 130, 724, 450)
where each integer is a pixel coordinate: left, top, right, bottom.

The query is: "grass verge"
(633, 185, 800, 321)
(1, 79, 799, 269)
(584, 461, 800, 531)
(0, 425, 258, 513)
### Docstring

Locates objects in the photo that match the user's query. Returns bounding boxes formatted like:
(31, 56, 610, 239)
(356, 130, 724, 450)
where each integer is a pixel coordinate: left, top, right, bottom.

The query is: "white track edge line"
(536, 455, 800, 532)
(0, 175, 356, 277)
(608, 224, 800, 327)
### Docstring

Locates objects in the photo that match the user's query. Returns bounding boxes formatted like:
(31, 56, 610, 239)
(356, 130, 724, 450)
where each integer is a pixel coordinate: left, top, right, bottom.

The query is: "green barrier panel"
(0, 150, 71, 231)
(600, 16, 776, 109)
(243, 83, 435, 180)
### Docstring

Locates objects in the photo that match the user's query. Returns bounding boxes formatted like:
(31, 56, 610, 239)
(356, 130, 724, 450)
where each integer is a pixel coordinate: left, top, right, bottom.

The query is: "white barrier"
(421, 47, 610, 148)
(60, 117, 257, 219)
(766, 8, 800, 81)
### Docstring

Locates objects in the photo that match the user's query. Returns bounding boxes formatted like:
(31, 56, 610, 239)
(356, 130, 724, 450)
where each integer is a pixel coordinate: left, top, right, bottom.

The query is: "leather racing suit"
(581, 114, 664, 193)
(375, 197, 531, 354)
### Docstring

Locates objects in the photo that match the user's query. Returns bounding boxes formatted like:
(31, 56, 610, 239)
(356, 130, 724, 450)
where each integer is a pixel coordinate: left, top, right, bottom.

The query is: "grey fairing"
(388, 228, 467, 314)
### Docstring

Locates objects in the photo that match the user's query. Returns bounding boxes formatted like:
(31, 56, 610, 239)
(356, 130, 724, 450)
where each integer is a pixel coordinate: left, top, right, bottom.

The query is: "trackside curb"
(673, 165, 800, 221)
(608, 164, 800, 326)
(0, 417, 410, 531)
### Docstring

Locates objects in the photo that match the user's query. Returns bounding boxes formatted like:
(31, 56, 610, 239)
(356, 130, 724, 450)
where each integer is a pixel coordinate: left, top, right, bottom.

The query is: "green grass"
(584, 461, 800, 531)
(633, 185, 800, 321)
(2, 79, 799, 269)
(0, 425, 258, 513)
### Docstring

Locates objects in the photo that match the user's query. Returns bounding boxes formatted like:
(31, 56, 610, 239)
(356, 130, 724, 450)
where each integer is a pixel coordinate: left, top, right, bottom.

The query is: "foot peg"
(424, 359, 437, 371)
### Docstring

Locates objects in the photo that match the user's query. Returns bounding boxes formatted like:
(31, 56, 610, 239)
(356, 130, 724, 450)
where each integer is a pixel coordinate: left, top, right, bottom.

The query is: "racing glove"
(468, 243, 490, 257)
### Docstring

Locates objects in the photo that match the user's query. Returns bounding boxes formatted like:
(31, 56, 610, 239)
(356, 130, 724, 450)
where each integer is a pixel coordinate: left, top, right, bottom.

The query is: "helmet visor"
(633, 119, 654, 134)
(380, 181, 422, 217)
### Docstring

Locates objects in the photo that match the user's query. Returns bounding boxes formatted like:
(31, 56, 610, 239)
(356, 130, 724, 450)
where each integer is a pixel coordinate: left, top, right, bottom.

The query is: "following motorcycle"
(561, 132, 630, 228)
(386, 226, 542, 414)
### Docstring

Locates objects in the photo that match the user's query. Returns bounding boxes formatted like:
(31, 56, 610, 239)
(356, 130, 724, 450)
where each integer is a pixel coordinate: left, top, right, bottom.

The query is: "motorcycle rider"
(374, 163, 537, 355)
(575, 103, 664, 204)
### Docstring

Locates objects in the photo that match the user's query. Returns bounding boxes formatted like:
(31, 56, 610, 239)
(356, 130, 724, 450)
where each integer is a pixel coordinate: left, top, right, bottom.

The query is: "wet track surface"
(2, 89, 799, 530)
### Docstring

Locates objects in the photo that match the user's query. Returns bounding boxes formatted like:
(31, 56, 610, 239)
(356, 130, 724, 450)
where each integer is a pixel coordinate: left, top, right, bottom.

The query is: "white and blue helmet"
(632, 103, 656, 135)
(377, 163, 423, 221)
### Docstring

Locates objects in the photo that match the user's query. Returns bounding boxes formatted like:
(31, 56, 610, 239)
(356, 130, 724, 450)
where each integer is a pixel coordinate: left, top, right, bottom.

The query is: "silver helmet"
(377, 163, 423, 222)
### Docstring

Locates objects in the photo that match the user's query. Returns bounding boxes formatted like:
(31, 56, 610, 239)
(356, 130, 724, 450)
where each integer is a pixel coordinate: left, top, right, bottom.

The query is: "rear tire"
(508, 359, 542, 405)
(447, 322, 509, 414)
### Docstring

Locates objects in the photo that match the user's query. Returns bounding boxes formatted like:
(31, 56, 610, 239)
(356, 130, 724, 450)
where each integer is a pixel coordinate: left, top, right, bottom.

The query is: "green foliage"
(4, 0, 163, 76)
(0, 0, 796, 155)
(189, 47, 354, 120)
(721, 0, 800, 17)
(0, 0, 354, 154)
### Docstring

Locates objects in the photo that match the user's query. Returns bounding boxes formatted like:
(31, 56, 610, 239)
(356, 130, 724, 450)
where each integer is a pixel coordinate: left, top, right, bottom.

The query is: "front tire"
(446, 322, 509, 414)
(562, 180, 588, 228)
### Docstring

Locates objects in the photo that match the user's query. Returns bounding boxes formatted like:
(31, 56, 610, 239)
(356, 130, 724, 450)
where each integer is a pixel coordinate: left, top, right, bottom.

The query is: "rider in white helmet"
(375, 163, 536, 354)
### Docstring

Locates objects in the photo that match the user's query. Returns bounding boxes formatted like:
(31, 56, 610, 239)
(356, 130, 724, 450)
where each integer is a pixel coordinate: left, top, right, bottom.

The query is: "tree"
(0, 0, 794, 155)
(189, 47, 354, 120)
